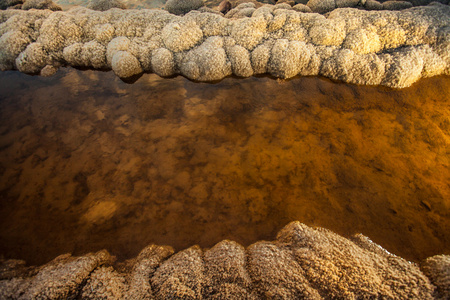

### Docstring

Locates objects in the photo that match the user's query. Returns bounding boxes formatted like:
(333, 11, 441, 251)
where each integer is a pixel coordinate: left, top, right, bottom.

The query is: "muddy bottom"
(0, 68, 449, 266)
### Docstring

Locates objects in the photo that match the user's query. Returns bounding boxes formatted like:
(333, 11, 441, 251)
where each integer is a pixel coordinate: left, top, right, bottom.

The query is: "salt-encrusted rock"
(268, 39, 313, 78)
(22, 0, 61, 10)
(268, 10, 287, 32)
(283, 20, 308, 41)
(373, 14, 407, 50)
(231, 15, 266, 50)
(165, 0, 204, 15)
(95, 23, 115, 43)
(309, 18, 346, 46)
(0, 222, 447, 299)
(180, 36, 232, 81)
(274, 2, 293, 10)
(277, 0, 295, 6)
(301, 46, 324, 76)
(410, 0, 450, 5)
(251, 5, 273, 23)
(248, 241, 321, 299)
(132, 40, 158, 71)
(277, 222, 435, 298)
(307, 0, 335, 14)
(192, 11, 231, 37)
(88, 0, 127, 11)
(111, 50, 142, 78)
(409, 0, 449, 5)
(435, 25, 450, 74)
(151, 47, 175, 77)
(37, 12, 83, 51)
(419, 44, 447, 77)
(20, 251, 112, 299)
(81, 266, 126, 299)
(0, 278, 29, 299)
(64, 41, 106, 69)
(228, 44, 253, 77)
(321, 47, 354, 81)
(0, 30, 31, 70)
(152, 246, 204, 299)
(15, 42, 46, 73)
(226, 3, 257, 18)
(422, 255, 450, 300)
(106, 36, 130, 66)
(0, 3, 449, 87)
(343, 28, 382, 54)
(162, 18, 203, 52)
(292, 3, 312, 12)
(204, 240, 256, 298)
(124, 245, 174, 299)
(383, 0, 413, 10)
(381, 46, 423, 88)
(350, 52, 385, 85)
(218, 0, 232, 14)
(336, 0, 360, 7)
(364, 0, 383, 9)
(322, 49, 385, 85)
(0, 0, 23, 10)
(251, 41, 272, 74)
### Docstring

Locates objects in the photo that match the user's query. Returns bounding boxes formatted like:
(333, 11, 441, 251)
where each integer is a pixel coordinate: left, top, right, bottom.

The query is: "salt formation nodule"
(1, 222, 449, 299)
(0, 0, 448, 87)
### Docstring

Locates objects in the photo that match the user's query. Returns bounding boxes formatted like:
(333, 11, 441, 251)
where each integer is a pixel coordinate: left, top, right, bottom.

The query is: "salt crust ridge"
(0, 3, 449, 87)
(0, 222, 448, 299)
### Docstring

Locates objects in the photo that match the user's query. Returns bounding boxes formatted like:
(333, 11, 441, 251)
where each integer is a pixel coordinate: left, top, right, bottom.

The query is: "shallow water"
(0, 68, 449, 265)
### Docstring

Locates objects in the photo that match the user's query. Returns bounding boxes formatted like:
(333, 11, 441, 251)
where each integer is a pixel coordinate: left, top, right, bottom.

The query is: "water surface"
(0, 68, 449, 265)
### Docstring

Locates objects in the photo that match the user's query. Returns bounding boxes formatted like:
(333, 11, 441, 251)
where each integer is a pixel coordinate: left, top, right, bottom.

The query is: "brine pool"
(0, 68, 449, 265)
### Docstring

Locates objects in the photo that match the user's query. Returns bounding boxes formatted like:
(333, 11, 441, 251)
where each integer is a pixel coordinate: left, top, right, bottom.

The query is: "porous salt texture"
(0, 2, 449, 87)
(0, 222, 445, 299)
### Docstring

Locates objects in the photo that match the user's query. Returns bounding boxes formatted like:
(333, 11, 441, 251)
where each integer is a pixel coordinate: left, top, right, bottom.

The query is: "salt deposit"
(1, 222, 446, 299)
(0, 2, 448, 87)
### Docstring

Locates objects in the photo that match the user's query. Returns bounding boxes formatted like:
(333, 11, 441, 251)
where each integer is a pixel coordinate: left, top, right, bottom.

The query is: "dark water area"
(0, 68, 449, 266)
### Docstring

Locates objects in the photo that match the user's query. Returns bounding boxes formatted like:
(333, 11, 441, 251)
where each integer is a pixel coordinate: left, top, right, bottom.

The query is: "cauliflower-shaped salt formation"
(165, 0, 204, 15)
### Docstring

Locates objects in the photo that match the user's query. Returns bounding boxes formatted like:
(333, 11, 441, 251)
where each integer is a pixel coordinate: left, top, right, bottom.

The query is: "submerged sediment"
(0, 2, 449, 87)
(0, 222, 448, 299)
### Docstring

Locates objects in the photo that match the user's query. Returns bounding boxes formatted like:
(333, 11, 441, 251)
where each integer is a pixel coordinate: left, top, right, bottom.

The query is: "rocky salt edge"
(0, 222, 449, 299)
(0, 1, 448, 87)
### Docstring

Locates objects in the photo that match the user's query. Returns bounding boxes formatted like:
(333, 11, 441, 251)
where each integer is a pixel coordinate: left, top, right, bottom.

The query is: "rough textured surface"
(111, 50, 142, 78)
(0, 222, 447, 299)
(422, 255, 450, 299)
(277, 222, 436, 299)
(0, 0, 24, 10)
(0, 250, 113, 299)
(22, 0, 61, 10)
(152, 246, 204, 299)
(165, 0, 204, 15)
(307, 0, 335, 13)
(0, 3, 449, 86)
(383, 0, 414, 10)
(87, 0, 126, 11)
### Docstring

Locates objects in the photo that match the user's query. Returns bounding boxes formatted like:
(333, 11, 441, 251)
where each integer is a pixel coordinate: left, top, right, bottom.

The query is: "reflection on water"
(0, 68, 449, 265)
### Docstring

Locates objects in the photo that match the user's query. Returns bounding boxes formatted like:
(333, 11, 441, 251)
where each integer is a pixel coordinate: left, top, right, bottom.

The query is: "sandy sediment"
(0, 2, 449, 87)
(0, 222, 447, 299)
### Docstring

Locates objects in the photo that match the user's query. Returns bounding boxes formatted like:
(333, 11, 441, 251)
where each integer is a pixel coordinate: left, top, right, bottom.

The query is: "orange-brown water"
(0, 68, 449, 265)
